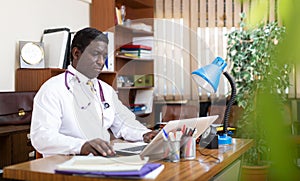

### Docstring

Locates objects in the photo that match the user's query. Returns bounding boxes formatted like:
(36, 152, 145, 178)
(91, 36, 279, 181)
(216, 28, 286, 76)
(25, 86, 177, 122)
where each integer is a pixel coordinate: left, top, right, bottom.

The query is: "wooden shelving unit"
(91, 0, 155, 128)
(16, 68, 117, 91)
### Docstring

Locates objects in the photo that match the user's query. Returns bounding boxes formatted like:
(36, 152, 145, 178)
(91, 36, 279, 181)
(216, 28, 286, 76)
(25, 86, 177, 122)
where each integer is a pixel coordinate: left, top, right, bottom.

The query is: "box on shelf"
(134, 75, 153, 87)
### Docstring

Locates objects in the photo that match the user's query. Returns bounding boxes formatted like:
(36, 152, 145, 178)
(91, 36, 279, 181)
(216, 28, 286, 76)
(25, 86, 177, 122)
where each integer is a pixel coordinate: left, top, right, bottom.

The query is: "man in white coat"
(30, 27, 157, 157)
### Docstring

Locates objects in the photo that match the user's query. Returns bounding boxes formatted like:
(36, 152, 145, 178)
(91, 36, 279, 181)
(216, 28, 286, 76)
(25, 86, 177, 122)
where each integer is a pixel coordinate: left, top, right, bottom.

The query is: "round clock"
(20, 42, 44, 65)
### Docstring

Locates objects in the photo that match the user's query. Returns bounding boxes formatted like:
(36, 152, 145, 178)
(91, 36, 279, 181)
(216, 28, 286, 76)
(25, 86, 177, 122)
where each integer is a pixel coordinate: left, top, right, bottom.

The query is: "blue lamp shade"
(192, 57, 227, 93)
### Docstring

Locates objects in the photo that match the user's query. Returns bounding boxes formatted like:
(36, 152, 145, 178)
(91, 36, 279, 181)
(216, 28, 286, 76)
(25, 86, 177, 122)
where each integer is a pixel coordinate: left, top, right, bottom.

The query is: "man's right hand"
(80, 138, 116, 157)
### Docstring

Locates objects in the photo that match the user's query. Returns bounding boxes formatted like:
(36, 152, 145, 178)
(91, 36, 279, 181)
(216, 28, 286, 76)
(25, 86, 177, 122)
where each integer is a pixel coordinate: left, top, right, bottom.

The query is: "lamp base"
(218, 134, 232, 145)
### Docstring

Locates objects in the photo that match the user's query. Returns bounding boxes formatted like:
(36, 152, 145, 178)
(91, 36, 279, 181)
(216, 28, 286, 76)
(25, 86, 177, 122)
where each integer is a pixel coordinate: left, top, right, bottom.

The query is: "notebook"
(55, 155, 165, 179)
(114, 115, 218, 160)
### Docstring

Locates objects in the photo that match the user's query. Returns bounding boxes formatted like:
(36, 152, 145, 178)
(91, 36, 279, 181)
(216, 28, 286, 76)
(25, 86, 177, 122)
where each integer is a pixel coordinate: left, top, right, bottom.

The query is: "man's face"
(76, 40, 108, 79)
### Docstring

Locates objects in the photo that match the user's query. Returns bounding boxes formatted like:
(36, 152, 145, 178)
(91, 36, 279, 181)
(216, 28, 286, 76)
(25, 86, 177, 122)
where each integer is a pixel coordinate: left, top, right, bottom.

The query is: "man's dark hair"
(71, 27, 109, 61)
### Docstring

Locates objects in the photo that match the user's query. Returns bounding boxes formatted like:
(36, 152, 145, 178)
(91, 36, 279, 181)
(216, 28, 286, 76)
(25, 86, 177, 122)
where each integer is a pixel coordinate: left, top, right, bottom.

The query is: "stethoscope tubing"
(64, 70, 110, 109)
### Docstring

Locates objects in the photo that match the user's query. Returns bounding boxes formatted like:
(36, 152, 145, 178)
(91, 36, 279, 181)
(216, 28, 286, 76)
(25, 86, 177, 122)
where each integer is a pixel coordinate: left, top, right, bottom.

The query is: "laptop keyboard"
(121, 145, 147, 152)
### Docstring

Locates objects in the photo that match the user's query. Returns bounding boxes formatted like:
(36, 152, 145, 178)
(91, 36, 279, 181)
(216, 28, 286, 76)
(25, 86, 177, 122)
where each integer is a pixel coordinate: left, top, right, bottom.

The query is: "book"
(120, 44, 152, 51)
(120, 49, 152, 54)
(115, 7, 123, 25)
(120, 50, 152, 59)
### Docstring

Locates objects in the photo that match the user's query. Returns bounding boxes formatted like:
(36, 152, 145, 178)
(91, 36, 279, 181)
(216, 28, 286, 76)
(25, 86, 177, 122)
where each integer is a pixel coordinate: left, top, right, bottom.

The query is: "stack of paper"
(55, 155, 164, 179)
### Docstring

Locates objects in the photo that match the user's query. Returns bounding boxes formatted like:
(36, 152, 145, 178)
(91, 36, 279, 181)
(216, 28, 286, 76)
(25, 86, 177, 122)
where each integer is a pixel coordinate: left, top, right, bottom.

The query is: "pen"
(184, 127, 189, 136)
(175, 131, 182, 141)
(169, 132, 175, 141)
(192, 128, 198, 137)
(162, 128, 168, 141)
(182, 125, 186, 134)
(190, 128, 196, 136)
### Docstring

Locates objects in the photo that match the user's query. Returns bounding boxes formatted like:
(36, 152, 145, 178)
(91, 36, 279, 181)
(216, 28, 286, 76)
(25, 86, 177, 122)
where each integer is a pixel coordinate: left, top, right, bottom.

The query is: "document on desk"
(55, 155, 164, 179)
(56, 155, 148, 172)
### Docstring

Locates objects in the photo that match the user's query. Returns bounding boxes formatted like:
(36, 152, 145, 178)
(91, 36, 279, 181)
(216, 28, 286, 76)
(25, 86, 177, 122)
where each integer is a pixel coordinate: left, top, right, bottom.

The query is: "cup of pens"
(180, 126, 197, 160)
(180, 136, 196, 160)
(162, 129, 181, 162)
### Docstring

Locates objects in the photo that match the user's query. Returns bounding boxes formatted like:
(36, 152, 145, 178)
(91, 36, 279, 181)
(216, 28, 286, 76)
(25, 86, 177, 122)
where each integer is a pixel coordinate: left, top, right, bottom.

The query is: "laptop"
(113, 115, 218, 160)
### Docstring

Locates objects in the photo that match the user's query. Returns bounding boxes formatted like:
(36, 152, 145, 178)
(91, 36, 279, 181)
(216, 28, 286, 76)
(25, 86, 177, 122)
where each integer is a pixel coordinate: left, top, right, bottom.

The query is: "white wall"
(0, 0, 91, 91)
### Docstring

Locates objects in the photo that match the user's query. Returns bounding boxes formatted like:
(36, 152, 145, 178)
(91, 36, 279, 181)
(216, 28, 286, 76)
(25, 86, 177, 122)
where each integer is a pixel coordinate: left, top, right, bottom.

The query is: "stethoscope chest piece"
(103, 102, 110, 109)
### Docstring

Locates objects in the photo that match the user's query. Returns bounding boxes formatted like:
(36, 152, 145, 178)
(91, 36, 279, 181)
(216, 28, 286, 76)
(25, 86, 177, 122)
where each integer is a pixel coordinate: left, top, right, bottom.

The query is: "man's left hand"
(143, 130, 158, 143)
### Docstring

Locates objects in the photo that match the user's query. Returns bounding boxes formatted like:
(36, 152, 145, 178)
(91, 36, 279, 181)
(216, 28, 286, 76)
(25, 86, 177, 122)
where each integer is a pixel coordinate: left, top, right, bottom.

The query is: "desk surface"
(3, 138, 253, 181)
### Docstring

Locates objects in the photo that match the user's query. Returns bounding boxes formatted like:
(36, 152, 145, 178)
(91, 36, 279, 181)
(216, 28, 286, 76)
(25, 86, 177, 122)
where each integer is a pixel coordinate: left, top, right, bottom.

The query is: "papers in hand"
(56, 155, 148, 172)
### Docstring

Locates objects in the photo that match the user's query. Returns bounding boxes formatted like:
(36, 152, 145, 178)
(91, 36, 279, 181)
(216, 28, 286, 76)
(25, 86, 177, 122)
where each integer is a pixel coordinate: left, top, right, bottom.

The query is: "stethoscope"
(64, 70, 110, 110)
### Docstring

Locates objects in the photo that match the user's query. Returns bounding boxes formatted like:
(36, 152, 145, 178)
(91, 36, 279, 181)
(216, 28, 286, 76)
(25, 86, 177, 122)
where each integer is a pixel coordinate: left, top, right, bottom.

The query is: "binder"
(55, 163, 163, 179)
(42, 28, 71, 69)
(103, 32, 114, 71)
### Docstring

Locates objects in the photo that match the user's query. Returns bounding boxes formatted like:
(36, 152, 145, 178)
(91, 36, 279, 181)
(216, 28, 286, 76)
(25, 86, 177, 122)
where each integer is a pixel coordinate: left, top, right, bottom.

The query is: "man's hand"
(143, 130, 158, 143)
(80, 138, 116, 157)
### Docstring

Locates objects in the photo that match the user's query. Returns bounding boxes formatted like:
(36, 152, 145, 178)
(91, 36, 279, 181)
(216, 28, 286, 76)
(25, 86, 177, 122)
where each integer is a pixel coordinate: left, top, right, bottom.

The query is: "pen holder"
(163, 140, 180, 162)
(180, 136, 196, 160)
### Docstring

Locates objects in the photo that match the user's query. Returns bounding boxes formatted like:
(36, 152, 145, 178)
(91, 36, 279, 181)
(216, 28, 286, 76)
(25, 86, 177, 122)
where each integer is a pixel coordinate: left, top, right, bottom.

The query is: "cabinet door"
(91, 0, 115, 32)
(16, 68, 64, 91)
(16, 68, 117, 91)
(11, 131, 33, 164)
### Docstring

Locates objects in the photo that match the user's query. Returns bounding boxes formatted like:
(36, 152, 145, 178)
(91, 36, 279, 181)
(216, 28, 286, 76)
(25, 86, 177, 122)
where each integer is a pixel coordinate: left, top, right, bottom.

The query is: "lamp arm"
(222, 71, 236, 135)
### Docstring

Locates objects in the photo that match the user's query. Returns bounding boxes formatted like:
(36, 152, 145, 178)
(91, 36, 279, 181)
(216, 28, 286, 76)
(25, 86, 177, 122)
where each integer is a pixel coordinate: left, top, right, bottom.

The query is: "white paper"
(134, 89, 154, 114)
(42, 29, 69, 68)
(56, 155, 149, 172)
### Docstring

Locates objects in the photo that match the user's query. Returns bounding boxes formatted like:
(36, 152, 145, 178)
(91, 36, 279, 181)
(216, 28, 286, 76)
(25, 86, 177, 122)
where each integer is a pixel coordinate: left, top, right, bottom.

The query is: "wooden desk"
(0, 125, 34, 168)
(3, 139, 253, 181)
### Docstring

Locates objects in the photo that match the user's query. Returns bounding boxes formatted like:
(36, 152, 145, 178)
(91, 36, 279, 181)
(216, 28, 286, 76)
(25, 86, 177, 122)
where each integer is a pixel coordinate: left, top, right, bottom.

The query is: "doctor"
(30, 27, 157, 157)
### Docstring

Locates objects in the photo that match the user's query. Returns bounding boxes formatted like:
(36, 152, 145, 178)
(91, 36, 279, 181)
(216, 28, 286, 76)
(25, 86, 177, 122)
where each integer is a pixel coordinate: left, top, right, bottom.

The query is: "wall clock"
(19, 41, 45, 68)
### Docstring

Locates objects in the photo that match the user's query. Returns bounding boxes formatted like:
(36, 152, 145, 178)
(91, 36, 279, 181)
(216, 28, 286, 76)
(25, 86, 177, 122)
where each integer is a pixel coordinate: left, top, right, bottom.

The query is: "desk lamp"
(192, 57, 236, 145)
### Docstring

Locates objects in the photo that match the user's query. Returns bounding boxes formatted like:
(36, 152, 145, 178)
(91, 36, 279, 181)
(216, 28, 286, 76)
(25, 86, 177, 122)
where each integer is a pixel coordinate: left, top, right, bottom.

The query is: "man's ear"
(71, 47, 81, 66)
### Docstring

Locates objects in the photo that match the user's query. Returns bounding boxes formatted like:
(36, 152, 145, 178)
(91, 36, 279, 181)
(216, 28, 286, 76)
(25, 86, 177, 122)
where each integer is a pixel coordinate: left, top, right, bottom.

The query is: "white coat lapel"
(72, 78, 109, 141)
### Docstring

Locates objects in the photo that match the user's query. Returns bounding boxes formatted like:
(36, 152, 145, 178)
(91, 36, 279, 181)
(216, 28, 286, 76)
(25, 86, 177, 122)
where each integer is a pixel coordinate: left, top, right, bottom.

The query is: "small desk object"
(3, 138, 253, 181)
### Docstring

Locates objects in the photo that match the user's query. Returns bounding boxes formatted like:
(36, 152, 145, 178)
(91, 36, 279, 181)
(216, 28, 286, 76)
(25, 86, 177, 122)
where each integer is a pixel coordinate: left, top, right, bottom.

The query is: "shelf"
(116, 25, 153, 37)
(118, 86, 153, 90)
(117, 0, 153, 9)
(135, 112, 151, 117)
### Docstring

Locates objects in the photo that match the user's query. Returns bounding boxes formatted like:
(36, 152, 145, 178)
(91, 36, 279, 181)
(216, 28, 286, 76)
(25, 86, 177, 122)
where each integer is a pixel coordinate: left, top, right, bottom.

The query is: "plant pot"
(241, 165, 269, 181)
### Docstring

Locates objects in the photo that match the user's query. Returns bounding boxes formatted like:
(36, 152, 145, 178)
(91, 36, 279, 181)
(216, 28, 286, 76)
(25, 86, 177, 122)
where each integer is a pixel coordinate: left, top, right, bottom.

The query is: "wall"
(0, 0, 91, 91)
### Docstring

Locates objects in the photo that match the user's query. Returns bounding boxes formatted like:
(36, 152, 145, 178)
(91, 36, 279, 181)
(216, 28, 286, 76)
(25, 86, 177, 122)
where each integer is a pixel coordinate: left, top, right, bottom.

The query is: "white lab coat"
(30, 65, 151, 157)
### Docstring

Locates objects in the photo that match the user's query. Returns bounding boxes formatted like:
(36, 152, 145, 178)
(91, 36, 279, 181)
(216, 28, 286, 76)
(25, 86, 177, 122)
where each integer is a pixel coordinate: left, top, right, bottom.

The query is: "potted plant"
(226, 14, 290, 180)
